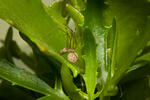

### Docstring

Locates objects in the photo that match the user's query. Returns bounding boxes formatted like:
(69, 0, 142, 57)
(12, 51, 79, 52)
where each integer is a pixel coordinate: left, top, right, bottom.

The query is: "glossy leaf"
(0, 59, 68, 99)
(83, 0, 109, 84)
(82, 29, 97, 99)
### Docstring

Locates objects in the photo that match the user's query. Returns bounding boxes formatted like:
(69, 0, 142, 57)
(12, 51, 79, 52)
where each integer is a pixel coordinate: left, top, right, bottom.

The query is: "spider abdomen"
(67, 52, 78, 63)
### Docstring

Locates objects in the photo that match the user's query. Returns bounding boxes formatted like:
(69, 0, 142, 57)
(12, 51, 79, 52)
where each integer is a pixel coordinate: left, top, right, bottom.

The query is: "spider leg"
(69, 30, 77, 49)
(69, 33, 73, 49)
(73, 32, 77, 49)
(71, 32, 74, 49)
(72, 27, 78, 49)
(67, 26, 78, 50)
(66, 32, 69, 48)
(67, 31, 72, 49)
(68, 28, 74, 49)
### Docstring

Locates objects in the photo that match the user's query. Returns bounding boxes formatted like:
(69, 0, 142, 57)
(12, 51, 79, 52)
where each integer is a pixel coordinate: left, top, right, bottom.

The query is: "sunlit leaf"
(0, 0, 78, 77)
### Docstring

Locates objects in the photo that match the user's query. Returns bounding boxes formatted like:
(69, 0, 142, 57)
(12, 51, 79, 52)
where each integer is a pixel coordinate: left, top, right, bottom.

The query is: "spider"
(60, 27, 78, 63)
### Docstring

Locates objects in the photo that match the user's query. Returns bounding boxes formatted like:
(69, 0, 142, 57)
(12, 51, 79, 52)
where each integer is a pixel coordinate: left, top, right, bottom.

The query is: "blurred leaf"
(112, 78, 150, 100)
(4, 27, 14, 63)
(2, 31, 58, 87)
(104, 0, 150, 88)
(0, 59, 68, 99)
(46, 1, 66, 24)
(82, 29, 98, 99)
(0, 0, 66, 52)
(71, 0, 86, 11)
(0, 47, 5, 60)
(37, 95, 69, 100)
(61, 64, 84, 100)
(136, 52, 150, 62)
(19, 26, 61, 71)
(18, 32, 60, 87)
(0, 81, 35, 100)
(0, 27, 14, 62)
(120, 63, 150, 84)
(66, 4, 84, 26)
(0, 0, 78, 77)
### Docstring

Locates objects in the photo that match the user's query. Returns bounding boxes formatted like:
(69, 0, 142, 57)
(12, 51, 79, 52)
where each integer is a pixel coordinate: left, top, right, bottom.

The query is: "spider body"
(68, 52, 78, 63)
(60, 24, 79, 63)
(60, 48, 78, 63)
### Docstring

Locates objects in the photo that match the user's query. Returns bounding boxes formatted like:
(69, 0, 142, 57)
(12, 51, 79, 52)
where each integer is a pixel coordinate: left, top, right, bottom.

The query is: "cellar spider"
(60, 27, 78, 63)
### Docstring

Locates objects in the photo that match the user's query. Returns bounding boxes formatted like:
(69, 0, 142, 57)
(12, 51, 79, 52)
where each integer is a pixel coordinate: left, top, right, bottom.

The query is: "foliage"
(0, 0, 150, 100)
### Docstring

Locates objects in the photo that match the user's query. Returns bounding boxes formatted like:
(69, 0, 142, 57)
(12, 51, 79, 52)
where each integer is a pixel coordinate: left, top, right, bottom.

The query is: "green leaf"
(112, 78, 150, 100)
(4, 27, 13, 61)
(1, 27, 14, 63)
(82, 28, 98, 99)
(61, 64, 84, 100)
(108, 18, 117, 78)
(104, 0, 150, 87)
(66, 4, 84, 26)
(71, 0, 86, 11)
(0, 47, 6, 60)
(0, 0, 66, 52)
(83, 0, 109, 84)
(46, 1, 66, 24)
(0, 59, 68, 99)
(0, 0, 78, 77)
(136, 52, 150, 62)
(0, 27, 16, 62)
(83, 0, 111, 98)
(120, 63, 150, 84)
